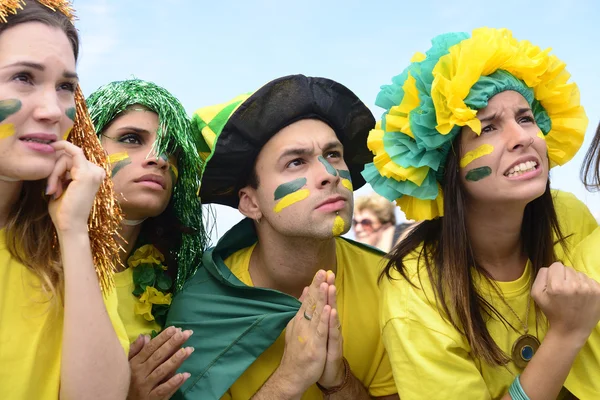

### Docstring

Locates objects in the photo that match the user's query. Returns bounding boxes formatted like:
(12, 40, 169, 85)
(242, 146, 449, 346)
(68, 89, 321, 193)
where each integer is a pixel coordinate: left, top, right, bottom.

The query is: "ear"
(238, 185, 262, 221)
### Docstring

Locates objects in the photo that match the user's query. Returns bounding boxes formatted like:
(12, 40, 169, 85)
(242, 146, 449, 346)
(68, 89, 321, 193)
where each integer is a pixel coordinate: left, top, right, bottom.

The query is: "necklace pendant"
(511, 334, 540, 369)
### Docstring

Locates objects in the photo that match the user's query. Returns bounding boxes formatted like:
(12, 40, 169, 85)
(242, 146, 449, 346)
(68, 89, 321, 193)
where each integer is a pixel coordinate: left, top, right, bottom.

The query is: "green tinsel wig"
(86, 79, 207, 291)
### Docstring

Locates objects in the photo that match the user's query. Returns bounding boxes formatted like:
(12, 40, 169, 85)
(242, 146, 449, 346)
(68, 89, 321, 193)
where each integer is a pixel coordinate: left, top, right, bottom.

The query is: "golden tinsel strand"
(37, 0, 75, 21)
(68, 86, 123, 294)
(0, 0, 25, 23)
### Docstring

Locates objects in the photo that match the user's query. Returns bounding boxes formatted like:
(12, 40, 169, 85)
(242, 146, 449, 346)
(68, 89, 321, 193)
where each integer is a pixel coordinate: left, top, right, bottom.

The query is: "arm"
(500, 263, 600, 400)
(47, 141, 129, 399)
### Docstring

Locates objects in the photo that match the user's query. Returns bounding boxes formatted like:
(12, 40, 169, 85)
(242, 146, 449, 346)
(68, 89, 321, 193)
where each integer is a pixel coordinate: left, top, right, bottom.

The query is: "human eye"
(118, 133, 142, 145)
(286, 158, 305, 168)
(325, 150, 342, 159)
(57, 81, 76, 92)
(518, 115, 536, 124)
(481, 124, 495, 134)
(11, 71, 34, 85)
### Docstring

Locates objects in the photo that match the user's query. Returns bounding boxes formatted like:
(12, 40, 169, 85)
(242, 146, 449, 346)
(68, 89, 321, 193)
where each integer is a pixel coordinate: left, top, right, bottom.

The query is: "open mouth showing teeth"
(21, 138, 53, 144)
(505, 161, 538, 177)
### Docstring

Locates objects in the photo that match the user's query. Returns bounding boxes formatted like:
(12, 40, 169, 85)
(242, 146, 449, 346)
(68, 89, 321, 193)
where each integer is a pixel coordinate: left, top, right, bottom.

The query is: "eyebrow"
(277, 140, 343, 163)
(116, 126, 152, 135)
(2, 61, 78, 80)
(320, 141, 343, 153)
(515, 107, 533, 116)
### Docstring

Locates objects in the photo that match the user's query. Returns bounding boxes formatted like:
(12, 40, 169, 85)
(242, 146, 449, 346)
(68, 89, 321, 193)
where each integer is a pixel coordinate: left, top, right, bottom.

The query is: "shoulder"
(572, 227, 600, 275)
(551, 189, 598, 259)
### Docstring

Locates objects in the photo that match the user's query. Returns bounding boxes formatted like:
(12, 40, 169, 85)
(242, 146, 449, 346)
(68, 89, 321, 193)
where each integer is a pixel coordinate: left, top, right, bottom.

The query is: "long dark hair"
(581, 122, 600, 191)
(381, 135, 568, 365)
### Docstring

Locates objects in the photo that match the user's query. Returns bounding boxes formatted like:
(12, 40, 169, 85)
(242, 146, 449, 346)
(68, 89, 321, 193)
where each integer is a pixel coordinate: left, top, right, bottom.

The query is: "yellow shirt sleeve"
(103, 286, 131, 355)
(552, 190, 598, 264)
(564, 227, 600, 399)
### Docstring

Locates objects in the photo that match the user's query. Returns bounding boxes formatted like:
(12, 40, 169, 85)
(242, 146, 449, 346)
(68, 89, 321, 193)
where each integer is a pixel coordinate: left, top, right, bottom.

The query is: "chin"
(2, 162, 55, 181)
(120, 198, 169, 219)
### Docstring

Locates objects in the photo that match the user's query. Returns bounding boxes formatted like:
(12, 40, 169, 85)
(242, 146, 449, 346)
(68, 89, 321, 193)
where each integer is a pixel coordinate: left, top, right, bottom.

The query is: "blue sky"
(75, 0, 600, 244)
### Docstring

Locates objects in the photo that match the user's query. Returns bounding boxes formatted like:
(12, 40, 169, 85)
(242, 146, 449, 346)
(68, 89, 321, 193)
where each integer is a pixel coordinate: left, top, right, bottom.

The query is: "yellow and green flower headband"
(363, 27, 588, 221)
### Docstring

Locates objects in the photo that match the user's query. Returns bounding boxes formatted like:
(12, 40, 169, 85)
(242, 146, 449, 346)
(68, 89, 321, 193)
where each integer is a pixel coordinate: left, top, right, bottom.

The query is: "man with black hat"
(166, 75, 398, 400)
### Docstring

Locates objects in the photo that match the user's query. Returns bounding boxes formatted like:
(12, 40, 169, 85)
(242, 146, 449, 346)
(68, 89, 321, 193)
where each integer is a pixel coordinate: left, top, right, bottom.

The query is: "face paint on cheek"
(0, 123, 15, 139)
(338, 169, 353, 191)
(332, 215, 345, 236)
(65, 107, 76, 122)
(169, 165, 178, 186)
(459, 144, 494, 169)
(273, 179, 310, 213)
(465, 166, 492, 182)
(274, 177, 307, 200)
(108, 152, 131, 178)
(318, 156, 338, 177)
(62, 127, 72, 140)
(0, 99, 21, 139)
(536, 131, 546, 141)
(0, 99, 21, 123)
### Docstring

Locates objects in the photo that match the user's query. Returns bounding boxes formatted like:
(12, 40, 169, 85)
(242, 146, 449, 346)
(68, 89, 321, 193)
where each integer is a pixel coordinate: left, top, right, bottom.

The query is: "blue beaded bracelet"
(508, 375, 530, 400)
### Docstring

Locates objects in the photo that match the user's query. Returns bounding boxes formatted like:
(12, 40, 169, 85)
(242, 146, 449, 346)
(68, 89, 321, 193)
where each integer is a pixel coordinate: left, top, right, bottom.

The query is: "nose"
(506, 121, 534, 151)
(32, 86, 63, 124)
(143, 150, 169, 170)
(314, 155, 341, 189)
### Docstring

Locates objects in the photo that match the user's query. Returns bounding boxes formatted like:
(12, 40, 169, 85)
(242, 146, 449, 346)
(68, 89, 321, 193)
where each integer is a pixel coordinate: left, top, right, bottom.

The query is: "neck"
(375, 224, 395, 251)
(250, 225, 337, 299)
(116, 222, 143, 272)
(465, 199, 527, 281)
(0, 180, 23, 229)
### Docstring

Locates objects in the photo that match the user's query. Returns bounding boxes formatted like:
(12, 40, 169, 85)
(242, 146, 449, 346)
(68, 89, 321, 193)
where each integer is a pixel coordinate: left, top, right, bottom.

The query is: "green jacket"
(166, 218, 300, 399)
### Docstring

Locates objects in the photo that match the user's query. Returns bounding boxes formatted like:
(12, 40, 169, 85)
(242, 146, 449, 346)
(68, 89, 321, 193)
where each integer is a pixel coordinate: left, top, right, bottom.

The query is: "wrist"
(57, 228, 90, 243)
(270, 365, 306, 399)
(317, 358, 350, 395)
(544, 327, 587, 352)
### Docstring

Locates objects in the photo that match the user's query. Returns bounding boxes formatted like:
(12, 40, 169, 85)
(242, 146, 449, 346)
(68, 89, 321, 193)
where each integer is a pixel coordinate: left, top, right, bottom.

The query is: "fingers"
(327, 285, 337, 311)
(299, 270, 326, 319)
(150, 372, 191, 400)
(310, 282, 328, 327)
(133, 327, 188, 366)
(315, 304, 331, 341)
(325, 270, 335, 285)
(147, 346, 194, 389)
(327, 308, 343, 356)
(146, 329, 193, 373)
(46, 154, 72, 198)
(128, 334, 147, 361)
(298, 286, 309, 302)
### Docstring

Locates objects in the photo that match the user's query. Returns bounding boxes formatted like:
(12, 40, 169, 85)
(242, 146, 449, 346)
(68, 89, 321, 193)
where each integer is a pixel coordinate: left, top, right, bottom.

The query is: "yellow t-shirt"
(566, 226, 600, 399)
(380, 190, 598, 400)
(0, 229, 130, 400)
(221, 239, 397, 400)
(115, 267, 161, 343)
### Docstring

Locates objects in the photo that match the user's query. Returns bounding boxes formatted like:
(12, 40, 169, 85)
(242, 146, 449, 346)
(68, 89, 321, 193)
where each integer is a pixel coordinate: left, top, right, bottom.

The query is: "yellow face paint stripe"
(341, 178, 353, 191)
(332, 215, 345, 236)
(537, 131, 546, 141)
(0, 123, 15, 139)
(170, 164, 179, 180)
(108, 152, 129, 164)
(273, 189, 310, 213)
(62, 127, 72, 140)
(459, 144, 494, 168)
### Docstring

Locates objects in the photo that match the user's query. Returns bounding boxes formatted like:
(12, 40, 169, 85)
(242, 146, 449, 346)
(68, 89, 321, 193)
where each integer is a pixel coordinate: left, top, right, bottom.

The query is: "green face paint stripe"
(318, 156, 337, 176)
(0, 99, 22, 123)
(274, 177, 307, 200)
(65, 107, 76, 122)
(338, 170, 351, 181)
(465, 166, 492, 182)
(111, 159, 132, 178)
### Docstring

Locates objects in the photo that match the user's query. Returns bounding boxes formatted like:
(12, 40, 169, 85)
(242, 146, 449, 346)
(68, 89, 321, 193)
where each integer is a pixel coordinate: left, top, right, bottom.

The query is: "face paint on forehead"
(460, 144, 494, 169)
(108, 152, 131, 178)
(465, 166, 492, 182)
(65, 107, 76, 122)
(318, 156, 338, 177)
(0, 99, 21, 123)
(338, 169, 353, 191)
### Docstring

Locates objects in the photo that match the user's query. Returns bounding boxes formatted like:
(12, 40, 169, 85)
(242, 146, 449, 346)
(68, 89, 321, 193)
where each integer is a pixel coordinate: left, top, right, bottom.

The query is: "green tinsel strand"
(86, 79, 207, 291)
